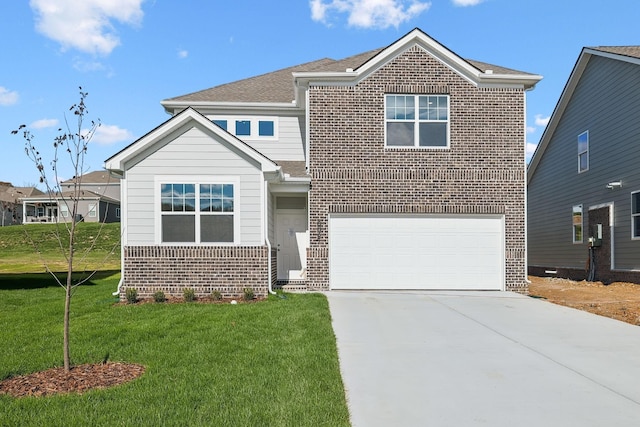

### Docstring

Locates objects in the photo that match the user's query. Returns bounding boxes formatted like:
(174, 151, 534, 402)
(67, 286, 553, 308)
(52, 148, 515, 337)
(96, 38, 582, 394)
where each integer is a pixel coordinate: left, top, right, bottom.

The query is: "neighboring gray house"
(106, 28, 541, 299)
(20, 170, 120, 224)
(0, 185, 44, 226)
(528, 46, 640, 283)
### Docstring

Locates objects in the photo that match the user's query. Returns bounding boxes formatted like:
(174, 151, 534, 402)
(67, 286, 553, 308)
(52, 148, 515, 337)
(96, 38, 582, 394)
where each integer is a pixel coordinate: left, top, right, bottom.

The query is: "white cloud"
(526, 125, 536, 134)
(0, 87, 19, 106)
(90, 124, 133, 145)
(31, 118, 59, 129)
(535, 114, 550, 127)
(310, 0, 431, 29)
(30, 0, 145, 56)
(452, 0, 484, 6)
(178, 49, 188, 59)
(73, 59, 106, 72)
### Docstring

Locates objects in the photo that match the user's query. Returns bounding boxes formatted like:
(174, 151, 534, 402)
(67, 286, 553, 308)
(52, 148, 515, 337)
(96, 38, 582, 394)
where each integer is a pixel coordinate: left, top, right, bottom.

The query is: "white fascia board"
(585, 48, 640, 66)
(104, 108, 280, 174)
(160, 100, 302, 115)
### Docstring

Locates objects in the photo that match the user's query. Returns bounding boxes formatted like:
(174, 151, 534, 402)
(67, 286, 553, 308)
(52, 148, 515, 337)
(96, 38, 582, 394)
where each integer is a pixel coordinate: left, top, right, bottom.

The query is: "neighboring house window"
(160, 183, 235, 243)
(60, 205, 69, 218)
(632, 192, 640, 239)
(578, 131, 589, 173)
(36, 206, 44, 217)
(212, 119, 227, 131)
(573, 205, 583, 243)
(116, 208, 120, 219)
(385, 94, 449, 148)
(88, 204, 97, 218)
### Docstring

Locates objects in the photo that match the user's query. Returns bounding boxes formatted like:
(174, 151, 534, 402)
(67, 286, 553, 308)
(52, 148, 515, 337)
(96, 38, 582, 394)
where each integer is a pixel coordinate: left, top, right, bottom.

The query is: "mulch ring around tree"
(0, 362, 145, 398)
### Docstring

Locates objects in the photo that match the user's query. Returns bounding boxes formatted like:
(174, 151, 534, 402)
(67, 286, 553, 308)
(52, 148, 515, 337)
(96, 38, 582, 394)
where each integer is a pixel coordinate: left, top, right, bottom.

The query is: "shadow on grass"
(0, 270, 120, 290)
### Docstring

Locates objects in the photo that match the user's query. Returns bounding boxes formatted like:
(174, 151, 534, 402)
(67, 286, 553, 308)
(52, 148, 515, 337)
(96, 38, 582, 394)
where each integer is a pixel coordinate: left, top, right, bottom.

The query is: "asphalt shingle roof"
(164, 48, 532, 105)
(591, 46, 640, 59)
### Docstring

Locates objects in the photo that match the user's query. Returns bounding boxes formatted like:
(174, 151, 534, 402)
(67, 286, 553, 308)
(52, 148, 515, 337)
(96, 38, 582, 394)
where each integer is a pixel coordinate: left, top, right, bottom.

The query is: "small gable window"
(212, 119, 227, 131)
(632, 192, 640, 239)
(385, 94, 449, 148)
(259, 120, 275, 136)
(578, 131, 589, 173)
(572, 205, 583, 243)
(235, 120, 251, 136)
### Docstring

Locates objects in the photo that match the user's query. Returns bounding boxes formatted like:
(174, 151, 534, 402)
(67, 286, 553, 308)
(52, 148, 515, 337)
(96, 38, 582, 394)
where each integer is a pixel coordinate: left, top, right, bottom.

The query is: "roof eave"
(160, 100, 302, 115)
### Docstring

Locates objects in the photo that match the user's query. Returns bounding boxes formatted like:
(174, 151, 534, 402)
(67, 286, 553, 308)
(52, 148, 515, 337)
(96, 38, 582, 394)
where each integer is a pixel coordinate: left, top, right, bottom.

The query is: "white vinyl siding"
(124, 126, 263, 245)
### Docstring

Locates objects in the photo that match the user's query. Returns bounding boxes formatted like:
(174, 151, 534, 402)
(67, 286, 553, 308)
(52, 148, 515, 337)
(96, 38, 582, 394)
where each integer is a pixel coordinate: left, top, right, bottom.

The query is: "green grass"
(0, 275, 350, 426)
(0, 222, 121, 273)
(0, 224, 350, 426)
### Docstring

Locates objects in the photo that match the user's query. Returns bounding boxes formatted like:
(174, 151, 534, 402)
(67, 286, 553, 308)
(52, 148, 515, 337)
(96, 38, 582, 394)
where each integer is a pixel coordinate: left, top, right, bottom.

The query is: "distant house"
(106, 28, 541, 299)
(0, 185, 43, 226)
(19, 170, 120, 224)
(528, 46, 640, 283)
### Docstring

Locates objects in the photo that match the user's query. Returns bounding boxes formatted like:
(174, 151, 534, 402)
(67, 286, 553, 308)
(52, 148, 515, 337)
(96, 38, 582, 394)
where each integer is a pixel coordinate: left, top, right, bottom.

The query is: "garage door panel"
(330, 215, 504, 290)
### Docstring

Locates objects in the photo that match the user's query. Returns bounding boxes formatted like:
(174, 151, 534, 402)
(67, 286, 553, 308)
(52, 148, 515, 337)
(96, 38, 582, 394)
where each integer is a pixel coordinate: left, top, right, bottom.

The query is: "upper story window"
(632, 192, 640, 239)
(210, 116, 277, 140)
(572, 204, 583, 243)
(160, 182, 235, 243)
(578, 131, 589, 173)
(212, 119, 227, 130)
(385, 94, 449, 148)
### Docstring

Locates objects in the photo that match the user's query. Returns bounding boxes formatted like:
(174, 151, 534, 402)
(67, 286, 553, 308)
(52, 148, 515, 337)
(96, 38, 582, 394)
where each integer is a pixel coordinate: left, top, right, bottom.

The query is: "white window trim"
(572, 204, 583, 244)
(384, 94, 450, 149)
(154, 176, 240, 245)
(578, 130, 589, 173)
(88, 203, 97, 218)
(60, 204, 69, 218)
(631, 191, 640, 240)
(208, 115, 278, 141)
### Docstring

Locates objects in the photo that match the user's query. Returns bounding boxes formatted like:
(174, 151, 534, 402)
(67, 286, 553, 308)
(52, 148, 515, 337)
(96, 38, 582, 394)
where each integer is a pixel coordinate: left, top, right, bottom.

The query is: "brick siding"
(307, 45, 528, 292)
(122, 245, 270, 300)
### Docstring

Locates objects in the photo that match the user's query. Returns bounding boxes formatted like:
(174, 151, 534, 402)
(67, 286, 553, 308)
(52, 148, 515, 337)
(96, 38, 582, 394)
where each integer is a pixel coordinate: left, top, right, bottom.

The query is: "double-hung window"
(578, 131, 589, 173)
(386, 94, 449, 148)
(160, 183, 235, 243)
(632, 192, 640, 239)
(572, 205, 583, 243)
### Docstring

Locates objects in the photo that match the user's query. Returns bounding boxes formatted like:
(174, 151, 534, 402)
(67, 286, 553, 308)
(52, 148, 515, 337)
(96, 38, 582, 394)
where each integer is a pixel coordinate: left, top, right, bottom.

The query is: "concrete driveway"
(326, 291, 640, 427)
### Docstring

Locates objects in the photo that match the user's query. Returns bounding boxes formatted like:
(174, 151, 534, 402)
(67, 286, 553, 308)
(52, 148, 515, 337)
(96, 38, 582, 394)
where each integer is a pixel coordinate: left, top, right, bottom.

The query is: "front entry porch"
(273, 195, 308, 290)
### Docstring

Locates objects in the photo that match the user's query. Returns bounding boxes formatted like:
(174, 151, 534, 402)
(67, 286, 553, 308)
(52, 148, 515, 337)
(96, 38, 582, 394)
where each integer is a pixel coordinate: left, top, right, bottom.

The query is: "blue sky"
(1, 0, 637, 186)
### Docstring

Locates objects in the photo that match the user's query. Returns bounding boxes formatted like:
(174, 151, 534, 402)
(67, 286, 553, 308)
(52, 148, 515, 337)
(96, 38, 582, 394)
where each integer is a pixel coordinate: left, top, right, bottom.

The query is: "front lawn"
(0, 273, 350, 426)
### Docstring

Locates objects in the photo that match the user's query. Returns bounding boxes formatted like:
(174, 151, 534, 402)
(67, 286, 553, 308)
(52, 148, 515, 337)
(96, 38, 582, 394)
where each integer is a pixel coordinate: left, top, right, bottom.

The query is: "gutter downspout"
(264, 177, 276, 295)
(112, 170, 125, 297)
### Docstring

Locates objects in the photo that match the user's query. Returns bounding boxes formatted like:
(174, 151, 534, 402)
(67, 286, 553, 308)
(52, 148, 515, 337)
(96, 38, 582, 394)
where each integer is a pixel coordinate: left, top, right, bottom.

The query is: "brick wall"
(122, 245, 270, 300)
(307, 45, 527, 292)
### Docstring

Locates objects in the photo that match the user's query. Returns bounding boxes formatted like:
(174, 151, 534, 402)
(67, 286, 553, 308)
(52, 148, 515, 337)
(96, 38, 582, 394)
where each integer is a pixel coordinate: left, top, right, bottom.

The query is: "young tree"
(12, 88, 109, 372)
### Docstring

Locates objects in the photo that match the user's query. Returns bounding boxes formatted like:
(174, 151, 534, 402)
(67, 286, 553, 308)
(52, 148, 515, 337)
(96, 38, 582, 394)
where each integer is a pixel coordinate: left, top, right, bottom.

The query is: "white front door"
(276, 211, 308, 280)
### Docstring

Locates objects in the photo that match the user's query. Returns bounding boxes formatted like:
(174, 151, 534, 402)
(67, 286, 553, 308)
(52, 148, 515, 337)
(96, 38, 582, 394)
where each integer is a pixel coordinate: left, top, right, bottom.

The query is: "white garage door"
(329, 214, 504, 290)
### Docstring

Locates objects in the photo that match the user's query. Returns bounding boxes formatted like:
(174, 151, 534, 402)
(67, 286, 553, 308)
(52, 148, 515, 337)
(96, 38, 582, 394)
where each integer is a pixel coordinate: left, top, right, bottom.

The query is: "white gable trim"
(105, 107, 280, 174)
(293, 28, 541, 95)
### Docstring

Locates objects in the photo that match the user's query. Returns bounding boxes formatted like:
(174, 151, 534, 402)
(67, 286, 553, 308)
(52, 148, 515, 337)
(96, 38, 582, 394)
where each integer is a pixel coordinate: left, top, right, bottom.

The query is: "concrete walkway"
(326, 291, 640, 427)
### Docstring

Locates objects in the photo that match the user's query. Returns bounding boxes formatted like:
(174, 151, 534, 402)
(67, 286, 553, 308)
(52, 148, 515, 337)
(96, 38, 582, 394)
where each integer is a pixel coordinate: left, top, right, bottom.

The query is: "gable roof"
(162, 28, 541, 113)
(527, 45, 640, 182)
(61, 170, 118, 185)
(105, 107, 280, 175)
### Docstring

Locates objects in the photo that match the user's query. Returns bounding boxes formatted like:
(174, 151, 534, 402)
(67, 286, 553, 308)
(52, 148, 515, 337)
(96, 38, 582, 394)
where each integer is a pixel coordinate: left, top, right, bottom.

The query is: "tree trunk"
(63, 216, 76, 372)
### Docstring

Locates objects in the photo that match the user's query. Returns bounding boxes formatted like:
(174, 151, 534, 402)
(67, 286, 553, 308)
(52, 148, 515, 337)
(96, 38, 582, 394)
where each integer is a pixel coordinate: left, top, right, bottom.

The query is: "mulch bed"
(0, 362, 145, 398)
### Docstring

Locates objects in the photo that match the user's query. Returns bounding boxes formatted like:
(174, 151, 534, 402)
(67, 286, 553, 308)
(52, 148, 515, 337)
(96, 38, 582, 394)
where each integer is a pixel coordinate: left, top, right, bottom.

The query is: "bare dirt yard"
(528, 275, 640, 326)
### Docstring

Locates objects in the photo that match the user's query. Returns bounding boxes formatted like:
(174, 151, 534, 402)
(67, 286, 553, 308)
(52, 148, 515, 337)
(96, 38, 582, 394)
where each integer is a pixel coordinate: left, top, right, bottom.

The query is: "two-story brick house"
(105, 28, 541, 299)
